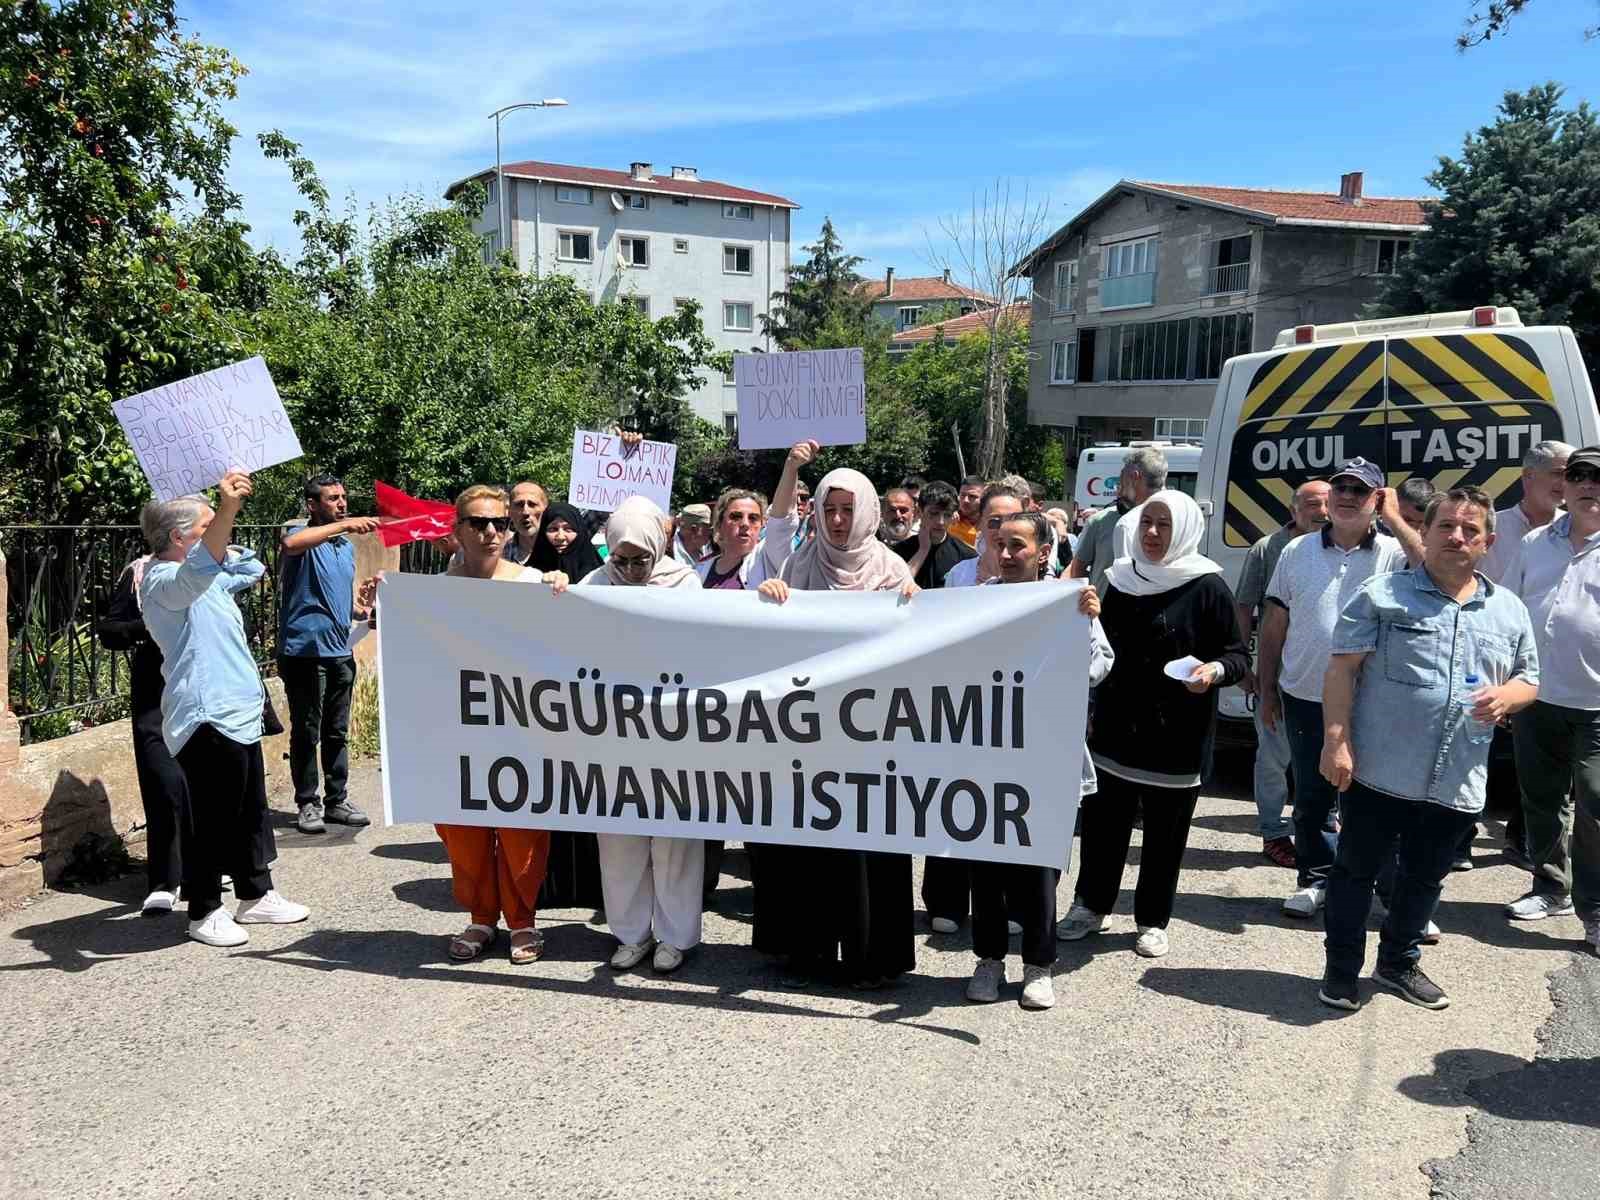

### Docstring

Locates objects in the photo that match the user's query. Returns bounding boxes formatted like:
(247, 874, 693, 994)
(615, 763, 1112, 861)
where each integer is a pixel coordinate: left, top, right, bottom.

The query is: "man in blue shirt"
(279, 474, 377, 833)
(1317, 487, 1539, 1012)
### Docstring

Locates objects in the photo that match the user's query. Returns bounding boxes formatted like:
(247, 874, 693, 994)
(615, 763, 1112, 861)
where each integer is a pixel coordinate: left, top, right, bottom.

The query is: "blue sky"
(191, 0, 1598, 276)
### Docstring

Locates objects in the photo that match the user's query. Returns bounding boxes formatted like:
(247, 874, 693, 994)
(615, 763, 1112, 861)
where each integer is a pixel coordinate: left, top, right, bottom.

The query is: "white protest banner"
(378, 575, 1090, 869)
(568, 429, 677, 512)
(112, 357, 302, 501)
(735, 348, 866, 450)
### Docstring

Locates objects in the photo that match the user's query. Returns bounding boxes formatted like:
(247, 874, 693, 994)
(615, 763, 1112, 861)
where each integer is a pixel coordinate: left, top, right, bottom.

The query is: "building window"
(625, 295, 650, 317)
(624, 192, 649, 210)
(723, 412, 739, 437)
(557, 230, 592, 262)
(485, 176, 498, 207)
(1053, 260, 1078, 314)
(1207, 235, 1251, 294)
(1154, 417, 1208, 441)
(897, 305, 924, 331)
(672, 196, 690, 207)
(724, 202, 754, 220)
(480, 231, 500, 264)
(723, 301, 754, 331)
(1371, 237, 1412, 275)
(723, 245, 753, 275)
(674, 238, 689, 254)
(555, 185, 592, 205)
(1091, 312, 1254, 383)
(1050, 339, 1076, 384)
(619, 236, 649, 267)
(1100, 235, 1158, 308)
(674, 296, 694, 312)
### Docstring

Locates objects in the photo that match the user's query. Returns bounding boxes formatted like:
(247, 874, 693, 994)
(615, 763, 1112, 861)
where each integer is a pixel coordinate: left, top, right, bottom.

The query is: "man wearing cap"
(673, 504, 714, 566)
(1257, 458, 1423, 918)
(1501, 445, 1600, 953)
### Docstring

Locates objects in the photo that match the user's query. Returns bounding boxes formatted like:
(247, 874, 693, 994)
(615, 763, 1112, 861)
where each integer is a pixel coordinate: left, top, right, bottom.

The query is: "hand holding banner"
(113, 357, 302, 501)
(735, 348, 866, 450)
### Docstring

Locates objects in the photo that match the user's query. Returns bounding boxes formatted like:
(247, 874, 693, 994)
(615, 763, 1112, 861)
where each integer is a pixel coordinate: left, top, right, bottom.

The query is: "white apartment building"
(447, 159, 798, 429)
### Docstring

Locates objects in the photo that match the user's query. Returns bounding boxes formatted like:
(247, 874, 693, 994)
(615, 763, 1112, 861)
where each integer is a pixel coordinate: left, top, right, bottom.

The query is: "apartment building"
(859, 268, 995, 333)
(448, 160, 798, 429)
(1016, 173, 1427, 451)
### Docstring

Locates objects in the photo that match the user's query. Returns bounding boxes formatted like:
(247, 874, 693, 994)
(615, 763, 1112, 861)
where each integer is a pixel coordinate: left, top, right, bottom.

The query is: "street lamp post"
(489, 98, 568, 269)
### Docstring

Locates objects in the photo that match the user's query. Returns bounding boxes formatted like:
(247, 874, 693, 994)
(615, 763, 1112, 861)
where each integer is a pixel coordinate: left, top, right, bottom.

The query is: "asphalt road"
(2, 758, 1593, 1200)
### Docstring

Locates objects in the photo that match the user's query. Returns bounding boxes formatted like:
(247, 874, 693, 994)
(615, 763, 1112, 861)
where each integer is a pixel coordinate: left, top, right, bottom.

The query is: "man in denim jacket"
(1317, 487, 1539, 1012)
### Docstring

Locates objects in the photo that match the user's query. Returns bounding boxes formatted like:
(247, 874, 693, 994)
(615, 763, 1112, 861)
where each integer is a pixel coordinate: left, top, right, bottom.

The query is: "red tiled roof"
(858, 276, 996, 303)
(1131, 182, 1429, 229)
(889, 302, 1030, 346)
(455, 160, 798, 209)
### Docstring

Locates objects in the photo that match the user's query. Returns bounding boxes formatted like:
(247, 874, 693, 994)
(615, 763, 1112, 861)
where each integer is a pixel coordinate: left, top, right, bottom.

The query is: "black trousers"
(921, 856, 971, 923)
(129, 652, 189, 893)
(1073, 772, 1200, 930)
(176, 725, 274, 920)
(279, 655, 356, 807)
(971, 861, 1057, 966)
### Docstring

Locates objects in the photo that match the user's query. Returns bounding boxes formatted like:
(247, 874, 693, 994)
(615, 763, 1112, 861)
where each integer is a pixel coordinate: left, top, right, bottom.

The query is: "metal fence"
(3, 525, 289, 744)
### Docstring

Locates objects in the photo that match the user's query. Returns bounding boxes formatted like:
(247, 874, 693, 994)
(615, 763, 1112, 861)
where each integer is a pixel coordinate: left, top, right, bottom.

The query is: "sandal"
(449, 923, 495, 961)
(508, 928, 545, 965)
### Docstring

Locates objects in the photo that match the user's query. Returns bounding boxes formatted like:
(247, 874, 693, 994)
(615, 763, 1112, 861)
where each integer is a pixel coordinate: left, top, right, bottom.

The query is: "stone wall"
(0, 532, 395, 903)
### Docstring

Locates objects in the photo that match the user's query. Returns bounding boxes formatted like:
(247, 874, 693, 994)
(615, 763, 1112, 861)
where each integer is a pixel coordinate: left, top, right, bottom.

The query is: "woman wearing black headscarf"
(527, 501, 607, 913)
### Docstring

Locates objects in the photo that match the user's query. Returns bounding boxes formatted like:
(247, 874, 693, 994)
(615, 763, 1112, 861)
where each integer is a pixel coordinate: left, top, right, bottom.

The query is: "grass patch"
(349, 669, 381, 759)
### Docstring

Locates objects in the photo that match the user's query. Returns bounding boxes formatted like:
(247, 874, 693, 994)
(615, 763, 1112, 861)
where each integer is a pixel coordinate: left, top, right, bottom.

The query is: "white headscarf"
(779, 468, 911, 593)
(580, 496, 700, 588)
(1105, 490, 1222, 597)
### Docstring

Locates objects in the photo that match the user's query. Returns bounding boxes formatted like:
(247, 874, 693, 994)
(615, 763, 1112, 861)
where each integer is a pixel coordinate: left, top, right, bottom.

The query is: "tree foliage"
(762, 217, 872, 350)
(1457, 1, 1598, 50)
(1374, 83, 1600, 388)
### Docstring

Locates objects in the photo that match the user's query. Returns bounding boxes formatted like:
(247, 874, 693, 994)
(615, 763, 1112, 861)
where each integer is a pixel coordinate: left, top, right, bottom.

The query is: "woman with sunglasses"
(360, 484, 570, 964)
(577, 495, 706, 973)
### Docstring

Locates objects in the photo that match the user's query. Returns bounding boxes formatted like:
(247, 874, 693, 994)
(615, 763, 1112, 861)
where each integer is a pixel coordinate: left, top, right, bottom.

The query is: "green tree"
(0, 0, 252, 521)
(762, 217, 872, 349)
(1374, 83, 1600, 388)
(1457, 1, 1598, 49)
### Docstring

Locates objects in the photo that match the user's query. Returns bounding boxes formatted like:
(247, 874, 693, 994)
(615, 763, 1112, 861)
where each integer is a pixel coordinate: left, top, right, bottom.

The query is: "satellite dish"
(609, 192, 625, 212)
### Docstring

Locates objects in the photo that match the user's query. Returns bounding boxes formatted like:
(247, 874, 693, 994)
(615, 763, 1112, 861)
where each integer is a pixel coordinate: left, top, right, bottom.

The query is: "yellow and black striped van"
(1197, 307, 1599, 724)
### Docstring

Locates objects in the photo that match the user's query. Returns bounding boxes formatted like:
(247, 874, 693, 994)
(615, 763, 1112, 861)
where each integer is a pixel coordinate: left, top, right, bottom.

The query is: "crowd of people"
(108, 435, 1599, 1014)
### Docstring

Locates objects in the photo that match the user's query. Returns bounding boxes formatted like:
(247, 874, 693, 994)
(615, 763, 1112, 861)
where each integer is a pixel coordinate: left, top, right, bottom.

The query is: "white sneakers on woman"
(235, 890, 309, 924)
(1135, 926, 1169, 958)
(1055, 903, 1105, 941)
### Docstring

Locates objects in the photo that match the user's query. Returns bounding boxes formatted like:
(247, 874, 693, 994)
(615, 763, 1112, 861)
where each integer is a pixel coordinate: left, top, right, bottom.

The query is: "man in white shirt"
(1257, 458, 1422, 917)
(1501, 446, 1600, 952)
(1481, 439, 1572, 583)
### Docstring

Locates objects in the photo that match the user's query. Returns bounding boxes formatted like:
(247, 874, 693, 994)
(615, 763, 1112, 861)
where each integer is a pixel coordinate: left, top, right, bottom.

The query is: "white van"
(1073, 442, 1203, 514)
(1196, 306, 1600, 730)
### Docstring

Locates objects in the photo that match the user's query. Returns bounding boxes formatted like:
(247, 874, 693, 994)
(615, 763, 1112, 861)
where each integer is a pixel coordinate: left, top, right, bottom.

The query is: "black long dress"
(752, 843, 915, 982)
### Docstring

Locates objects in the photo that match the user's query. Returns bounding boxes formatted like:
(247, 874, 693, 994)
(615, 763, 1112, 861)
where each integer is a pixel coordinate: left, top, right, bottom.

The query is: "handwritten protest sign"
(112, 358, 302, 501)
(568, 430, 677, 512)
(378, 576, 1090, 868)
(734, 348, 866, 450)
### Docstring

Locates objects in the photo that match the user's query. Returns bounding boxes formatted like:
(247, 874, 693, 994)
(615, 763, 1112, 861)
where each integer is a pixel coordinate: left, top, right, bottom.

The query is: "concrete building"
(887, 302, 1029, 355)
(448, 160, 798, 429)
(859, 269, 995, 333)
(1015, 173, 1427, 452)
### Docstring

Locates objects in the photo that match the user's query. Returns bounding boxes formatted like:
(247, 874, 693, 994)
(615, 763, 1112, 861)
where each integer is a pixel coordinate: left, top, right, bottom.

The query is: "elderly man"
(1258, 458, 1423, 917)
(1502, 446, 1600, 952)
(673, 503, 713, 565)
(504, 480, 549, 565)
(879, 487, 917, 544)
(1318, 488, 1538, 1010)
(1068, 447, 1167, 594)
(279, 474, 378, 834)
(1482, 440, 1573, 583)
(1235, 479, 1331, 867)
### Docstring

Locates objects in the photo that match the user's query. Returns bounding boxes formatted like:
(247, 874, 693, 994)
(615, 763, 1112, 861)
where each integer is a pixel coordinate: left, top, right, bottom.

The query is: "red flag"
(374, 481, 455, 547)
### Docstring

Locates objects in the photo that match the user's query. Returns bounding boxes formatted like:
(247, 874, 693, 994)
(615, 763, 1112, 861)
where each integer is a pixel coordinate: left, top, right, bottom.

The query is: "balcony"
(1100, 272, 1155, 309)
(1206, 261, 1250, 295)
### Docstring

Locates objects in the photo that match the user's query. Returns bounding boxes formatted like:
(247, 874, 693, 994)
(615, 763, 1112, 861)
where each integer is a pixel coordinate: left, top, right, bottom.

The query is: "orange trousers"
(436, 824, 552, 930)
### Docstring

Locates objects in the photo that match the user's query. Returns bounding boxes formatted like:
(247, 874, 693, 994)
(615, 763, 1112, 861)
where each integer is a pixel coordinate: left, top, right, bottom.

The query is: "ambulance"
(1195, 306, 1600, 730)
(1073, 442, 1203, 514)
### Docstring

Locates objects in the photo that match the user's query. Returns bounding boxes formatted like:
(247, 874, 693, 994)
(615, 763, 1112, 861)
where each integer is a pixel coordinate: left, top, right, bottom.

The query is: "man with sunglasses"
(1258, 458, 1423, 918)
(1502, 447, 1600, 952)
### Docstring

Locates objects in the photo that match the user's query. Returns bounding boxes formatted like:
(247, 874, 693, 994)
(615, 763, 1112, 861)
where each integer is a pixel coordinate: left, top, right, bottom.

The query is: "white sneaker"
(1020, 965, 1055, 1010)
(1007, 919, 1023, 936)
(188, 907, 249, 947)
(966, 958, 1004, 1002)
(1283, 884, 1326, 918)
(930, 916, 959, 934)
(1505, 891, 1575, 921)
(141, 889, 175, 916)
(1135, 926, 1169, 958)
(610, 939, 655, 969)
(235, 890, 309, 925)
(1420, 920, 1442, 945)
(1055, 902, 1105, 941)
(651, 943, 685, 973)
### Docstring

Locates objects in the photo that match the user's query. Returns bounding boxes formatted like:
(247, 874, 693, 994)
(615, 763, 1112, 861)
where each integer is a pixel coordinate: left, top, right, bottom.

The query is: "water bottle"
(1463, 673, 1494, 745)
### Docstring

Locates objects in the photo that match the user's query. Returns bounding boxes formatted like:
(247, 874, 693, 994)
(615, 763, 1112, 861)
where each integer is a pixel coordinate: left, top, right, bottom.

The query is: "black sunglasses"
(1566, 465, 1600, 484)
(460, 515, 511, 533)
(1331, 481, 1373, 498)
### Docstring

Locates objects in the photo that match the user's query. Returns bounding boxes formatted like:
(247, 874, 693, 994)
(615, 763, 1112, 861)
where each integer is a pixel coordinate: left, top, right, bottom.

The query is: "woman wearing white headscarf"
(1057, 490, 1248, 960)
(578, 496, 704, 973)
(754, 462, 918, 987)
